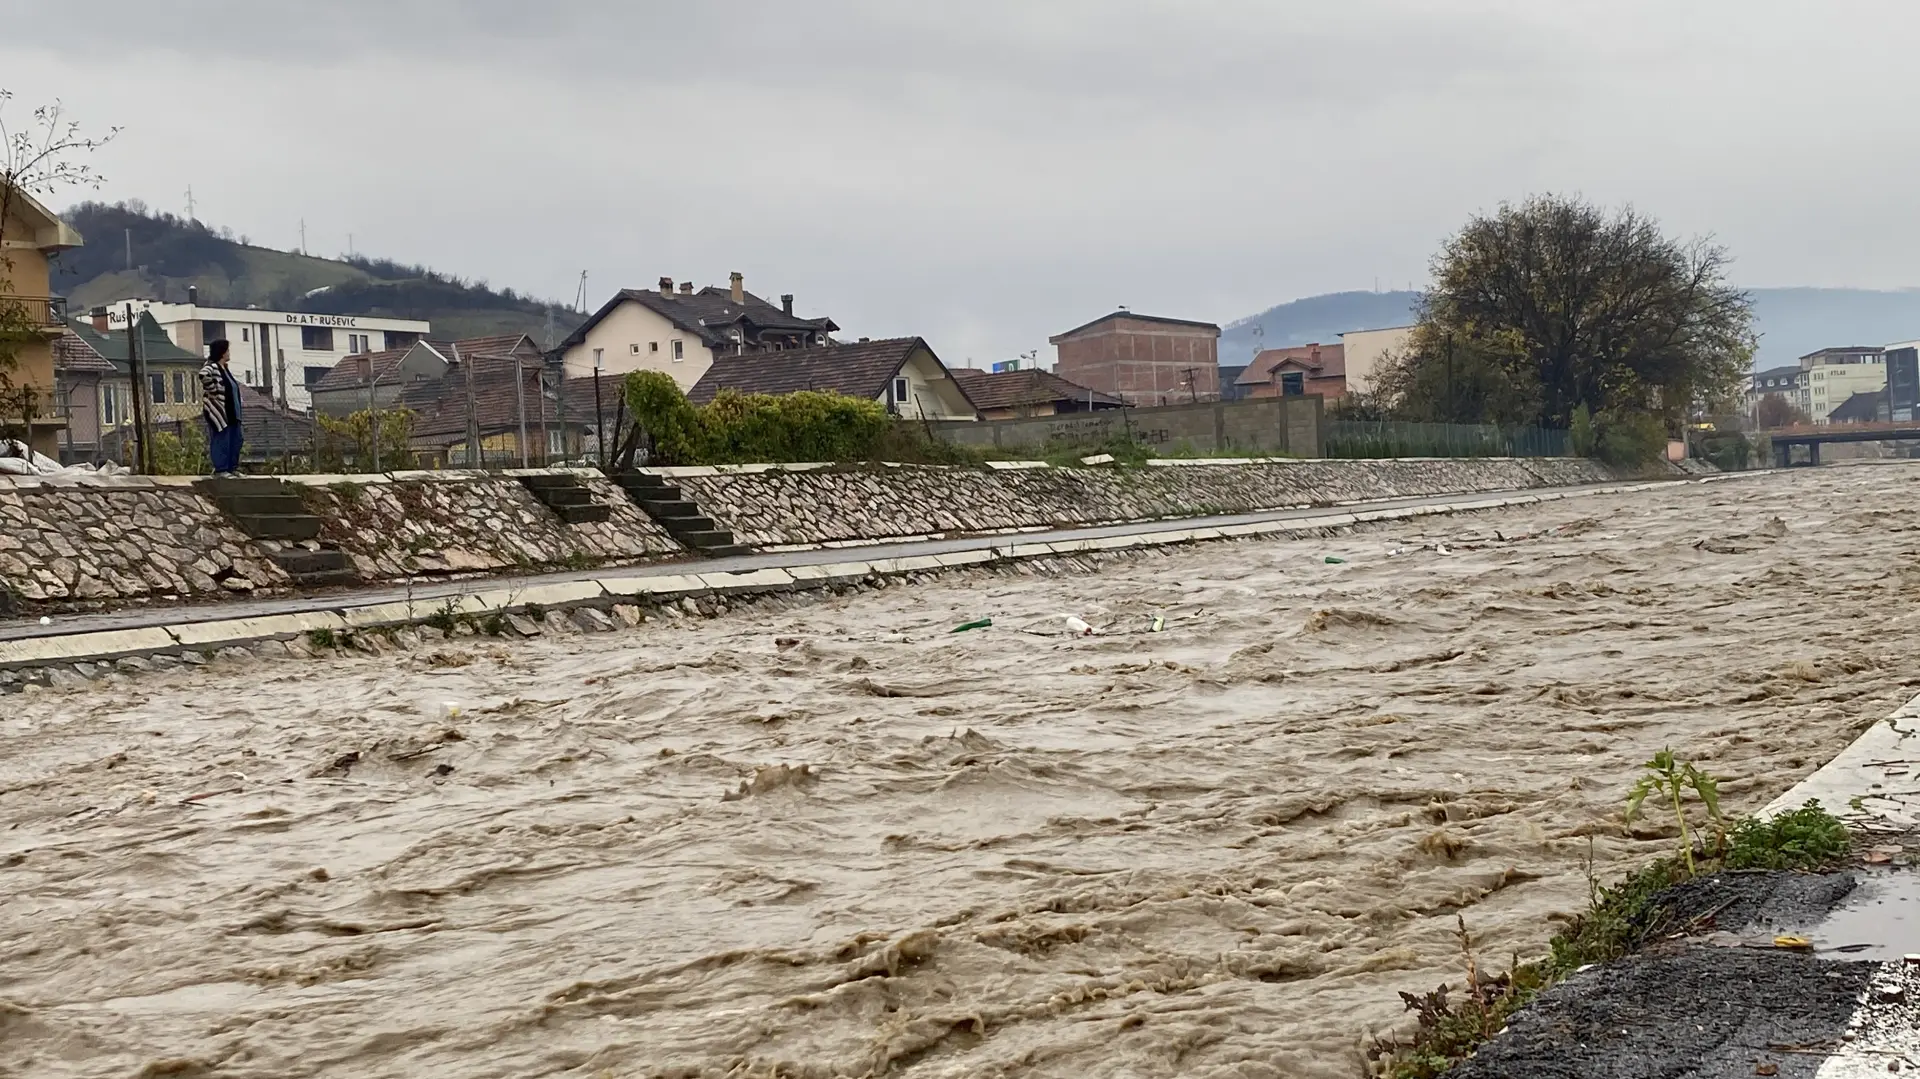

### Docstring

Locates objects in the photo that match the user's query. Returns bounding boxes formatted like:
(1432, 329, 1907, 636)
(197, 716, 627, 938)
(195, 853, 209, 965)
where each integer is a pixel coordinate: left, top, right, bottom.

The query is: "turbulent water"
(6, 464, 1919, 1079)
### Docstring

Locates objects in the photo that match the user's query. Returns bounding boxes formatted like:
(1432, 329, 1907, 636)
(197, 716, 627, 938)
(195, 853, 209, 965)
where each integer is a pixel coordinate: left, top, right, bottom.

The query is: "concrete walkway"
(1, 479, 1687, 646)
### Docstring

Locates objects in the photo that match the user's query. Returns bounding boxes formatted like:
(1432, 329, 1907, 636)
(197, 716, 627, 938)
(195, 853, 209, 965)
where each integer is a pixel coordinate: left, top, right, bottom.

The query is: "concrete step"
(639, 498, 701, 519)
(614, 471, 670, 491)
(537, 486, 596, 508)
(662, 515, 719, 535)
(518, 473, 582, 491)
(270, 549, 357, 585)
(696, 544, 755, 558)
(233, 514, 323, 541)
(551, 503, 613, 525)
(216, 493, 307, 517)
(620, 479, 680, 500)
(673, 529, 740, 549)
(197, 476, 289, 497)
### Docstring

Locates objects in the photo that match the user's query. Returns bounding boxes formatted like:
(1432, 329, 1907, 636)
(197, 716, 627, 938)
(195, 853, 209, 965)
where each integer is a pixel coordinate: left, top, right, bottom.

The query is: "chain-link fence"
(1324, 420, 1571, 459)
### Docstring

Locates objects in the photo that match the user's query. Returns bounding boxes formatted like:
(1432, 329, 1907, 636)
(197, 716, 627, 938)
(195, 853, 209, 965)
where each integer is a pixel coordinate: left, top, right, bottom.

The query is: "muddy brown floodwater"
(6, 464, 1920, 1079)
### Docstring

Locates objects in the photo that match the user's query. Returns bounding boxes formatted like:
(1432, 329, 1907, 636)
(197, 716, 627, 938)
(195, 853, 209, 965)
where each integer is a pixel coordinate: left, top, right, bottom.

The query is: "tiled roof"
(949, 367, 1121, 410)
(53, 332, 119, 374)
(62, 313, 199, 369)
(309, 348, 411, 393)
(1050, 310, 1222, 342)
(236, 383, 317, 456)
(403, 352, 591, 445)
(560, 287, 836, 353)
(1238, 344, 1345, 386)
(687, 337, 939, 405)
(1827, 390, 1884, 424)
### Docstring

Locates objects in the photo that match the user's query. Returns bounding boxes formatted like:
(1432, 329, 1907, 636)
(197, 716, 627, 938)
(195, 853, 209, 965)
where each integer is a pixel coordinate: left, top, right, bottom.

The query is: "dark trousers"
(208, 423, 242, 473)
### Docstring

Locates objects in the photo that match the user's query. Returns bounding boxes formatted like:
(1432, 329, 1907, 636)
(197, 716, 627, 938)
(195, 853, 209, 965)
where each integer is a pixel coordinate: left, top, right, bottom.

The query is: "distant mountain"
(1222, 287, 1920, 371)
(50, 202, 583, 343)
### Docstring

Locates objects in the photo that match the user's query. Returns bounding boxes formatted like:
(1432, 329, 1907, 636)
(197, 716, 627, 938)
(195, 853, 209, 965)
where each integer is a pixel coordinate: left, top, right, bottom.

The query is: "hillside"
(1223, 287, 1920, 370)
(49, 202, 582, 343)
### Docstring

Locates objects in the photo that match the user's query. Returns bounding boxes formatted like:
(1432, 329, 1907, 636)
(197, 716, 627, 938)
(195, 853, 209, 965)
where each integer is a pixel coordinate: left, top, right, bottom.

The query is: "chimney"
(729, 271, 744, 304)
(781, 293, 794, 316)
(679, 281, 693, 295)
(89, 306, 109, 332)
(187, 284, 199, 307)
(659, 276, 674, 296)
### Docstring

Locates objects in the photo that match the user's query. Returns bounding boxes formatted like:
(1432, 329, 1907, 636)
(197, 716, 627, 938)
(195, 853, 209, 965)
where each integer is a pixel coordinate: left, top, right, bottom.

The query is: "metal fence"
(1324, 420, 1571, 459)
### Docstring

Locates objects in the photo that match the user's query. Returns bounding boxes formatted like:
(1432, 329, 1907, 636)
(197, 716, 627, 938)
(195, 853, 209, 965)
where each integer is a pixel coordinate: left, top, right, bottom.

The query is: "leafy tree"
(1379, 194, 1756, 431)
(0, 93, 116, 446)
(1754, 393, 1810, 428)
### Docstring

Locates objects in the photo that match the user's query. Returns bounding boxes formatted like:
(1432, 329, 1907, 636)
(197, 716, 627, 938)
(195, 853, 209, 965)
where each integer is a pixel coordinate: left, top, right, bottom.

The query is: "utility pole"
(362, 354, 380, 473)
(184, 185, 195, 220)
(1444, 331, 1455, 423)
(124, 303, 151, 474)
(124, 229, 132, 271)
(513, 353, 530, 468)
(299, 218, 307, 255)
(592, 350, 605, 468)
(455, 342, 478, 468)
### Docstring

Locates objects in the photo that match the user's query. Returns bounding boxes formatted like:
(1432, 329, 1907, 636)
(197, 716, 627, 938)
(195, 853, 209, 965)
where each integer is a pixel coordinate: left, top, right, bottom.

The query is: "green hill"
(51, 202, 583, 343)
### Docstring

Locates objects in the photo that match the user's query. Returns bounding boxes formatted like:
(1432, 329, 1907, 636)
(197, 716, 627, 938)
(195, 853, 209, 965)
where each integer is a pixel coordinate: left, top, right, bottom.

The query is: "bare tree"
(0, 92, 118, 447)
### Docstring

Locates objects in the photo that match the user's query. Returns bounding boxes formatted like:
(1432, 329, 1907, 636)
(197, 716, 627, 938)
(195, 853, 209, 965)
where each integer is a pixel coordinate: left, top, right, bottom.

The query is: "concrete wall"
(930, 396, 1324, 457)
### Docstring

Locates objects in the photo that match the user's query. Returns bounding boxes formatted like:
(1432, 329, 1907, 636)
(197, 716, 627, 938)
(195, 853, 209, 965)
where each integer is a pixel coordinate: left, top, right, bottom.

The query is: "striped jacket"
(199, 361, 240, 432)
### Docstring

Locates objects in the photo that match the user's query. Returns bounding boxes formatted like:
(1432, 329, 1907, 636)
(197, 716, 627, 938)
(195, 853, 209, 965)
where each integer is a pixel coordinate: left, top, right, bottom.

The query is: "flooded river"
(5, 465, 1918, 1078)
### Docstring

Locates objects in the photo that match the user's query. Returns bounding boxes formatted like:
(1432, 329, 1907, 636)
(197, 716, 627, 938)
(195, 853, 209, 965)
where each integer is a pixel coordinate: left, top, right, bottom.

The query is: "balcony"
(0, 295, 67, 336)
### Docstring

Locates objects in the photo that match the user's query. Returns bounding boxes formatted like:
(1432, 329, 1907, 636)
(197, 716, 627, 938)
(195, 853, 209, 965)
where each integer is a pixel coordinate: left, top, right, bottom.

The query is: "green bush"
(1594, 410, 1668, 467)
(1570, 404, 1596, 458)
(1725, 800, 1851, 871)
(149, 425, 212, 475)
(623, 370, 703, 463)
(621, 374, 893, 465)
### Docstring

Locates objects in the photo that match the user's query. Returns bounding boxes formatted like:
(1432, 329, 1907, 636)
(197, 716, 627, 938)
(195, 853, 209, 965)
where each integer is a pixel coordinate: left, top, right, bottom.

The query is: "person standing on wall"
(200, 339, 243, 475)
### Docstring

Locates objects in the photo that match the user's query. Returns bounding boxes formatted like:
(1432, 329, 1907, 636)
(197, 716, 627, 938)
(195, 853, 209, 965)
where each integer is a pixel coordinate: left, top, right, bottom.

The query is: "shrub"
(1570, 404, 1596, 458)
(621, 374, 894, 465)
(149, 425, 212, 475)
(1725, 800, 1851, 871)
(1593, 410, 1667, 467)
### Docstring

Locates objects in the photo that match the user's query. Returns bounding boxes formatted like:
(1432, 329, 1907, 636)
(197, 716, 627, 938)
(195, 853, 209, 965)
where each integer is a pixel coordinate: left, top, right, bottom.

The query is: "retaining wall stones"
(0, 478, 287, 605)
(291, 473, 681, 580)
(669, 458, 1622, 548)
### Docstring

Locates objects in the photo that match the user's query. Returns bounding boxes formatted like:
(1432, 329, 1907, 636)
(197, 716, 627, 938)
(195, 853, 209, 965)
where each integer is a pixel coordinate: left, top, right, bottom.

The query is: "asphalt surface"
(1445, 869, 1917, 1078)
(0, 481, 1643, 641)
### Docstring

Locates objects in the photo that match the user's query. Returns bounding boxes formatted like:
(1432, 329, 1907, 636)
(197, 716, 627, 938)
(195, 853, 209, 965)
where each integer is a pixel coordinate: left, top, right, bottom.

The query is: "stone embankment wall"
(292, 473, 679, 580)
(0, 471, 681, 612)
(669, 457, 1619, 548)
(0, 478, 287, 604)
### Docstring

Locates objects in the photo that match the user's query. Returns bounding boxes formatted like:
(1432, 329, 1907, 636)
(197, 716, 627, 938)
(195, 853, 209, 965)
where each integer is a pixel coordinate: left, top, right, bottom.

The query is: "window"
(150, 372, 167, 403)
(630, 343, 641, 355)
(172, 371, 186, 403)
(671, 340, 684, 361)
(241, 327, 250, 342)
(304, 366, 331, 388)
(386, 331, 421, 351)
(1280, 372, 1305, 396)
(102, 385, 117, 425)
(202, 320, 226, 345)
(893, 377, 910, 404)
(592, 347, 604, 371)
(649, 341, 660, 354)
(301, 326, 335, 351)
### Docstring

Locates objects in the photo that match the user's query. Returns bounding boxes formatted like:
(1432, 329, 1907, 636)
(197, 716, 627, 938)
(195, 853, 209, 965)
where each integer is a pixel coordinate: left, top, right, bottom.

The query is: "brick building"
(1048, 311, 1221, 406)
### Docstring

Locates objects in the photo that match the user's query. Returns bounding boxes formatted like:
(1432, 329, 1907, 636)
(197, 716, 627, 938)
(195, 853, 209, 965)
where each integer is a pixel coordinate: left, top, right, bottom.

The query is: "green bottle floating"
(951, 618, 993, 633)
(1324, 556, 1347, 565)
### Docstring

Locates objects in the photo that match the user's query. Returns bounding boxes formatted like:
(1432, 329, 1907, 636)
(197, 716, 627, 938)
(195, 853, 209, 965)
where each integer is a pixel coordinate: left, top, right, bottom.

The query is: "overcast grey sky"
(4, 0, 1916, 364)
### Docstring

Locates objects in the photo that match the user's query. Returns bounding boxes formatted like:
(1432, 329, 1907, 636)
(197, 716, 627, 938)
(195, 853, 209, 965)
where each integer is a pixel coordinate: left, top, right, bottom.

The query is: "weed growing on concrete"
(1625, 748, 1726, 874)
(1725, 800, 1851, 871)
(326, 481, 367, 504)
(305, 628, 336, 649)
(481, 613, 506, 636)
(523, 602, 546, 622)
(423, 598, 459, 636)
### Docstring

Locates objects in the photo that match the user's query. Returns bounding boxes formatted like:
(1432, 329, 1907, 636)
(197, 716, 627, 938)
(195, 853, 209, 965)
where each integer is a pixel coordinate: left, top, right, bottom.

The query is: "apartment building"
(555, 274, 837, 392)
(0, 188, 83, 457)
(1050, 310, 1221, 406)
(97, 293, 429, 412)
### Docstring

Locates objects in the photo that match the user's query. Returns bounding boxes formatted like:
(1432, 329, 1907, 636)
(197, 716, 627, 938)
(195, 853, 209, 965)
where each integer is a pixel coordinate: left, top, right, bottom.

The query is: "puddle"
(1810, 870, 1920, 961)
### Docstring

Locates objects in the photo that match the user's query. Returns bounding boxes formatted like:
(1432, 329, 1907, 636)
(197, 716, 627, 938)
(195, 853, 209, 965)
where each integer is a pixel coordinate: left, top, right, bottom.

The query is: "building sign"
(283, 313, 359, 327)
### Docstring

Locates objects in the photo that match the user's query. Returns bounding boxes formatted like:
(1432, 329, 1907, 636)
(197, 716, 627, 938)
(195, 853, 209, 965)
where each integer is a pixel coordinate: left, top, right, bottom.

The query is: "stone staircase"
(197, 476, 358, 586)
(610, 472, 752, 558)
(516, 473, 613, 524)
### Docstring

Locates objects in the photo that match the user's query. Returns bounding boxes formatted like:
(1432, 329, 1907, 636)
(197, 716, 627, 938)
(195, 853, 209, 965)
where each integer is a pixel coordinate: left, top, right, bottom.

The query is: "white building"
(96, 297, 430, 413)
(1798, 346, 1886, 424)
(555, 274, 836, 392)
